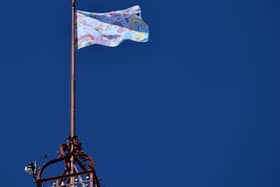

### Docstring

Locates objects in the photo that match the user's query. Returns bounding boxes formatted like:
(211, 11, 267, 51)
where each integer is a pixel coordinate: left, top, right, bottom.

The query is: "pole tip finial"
(72, 0, 76, 7)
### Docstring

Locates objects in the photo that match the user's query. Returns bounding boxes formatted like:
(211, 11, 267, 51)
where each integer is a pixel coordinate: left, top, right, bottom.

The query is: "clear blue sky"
(0, 0, 279, 187)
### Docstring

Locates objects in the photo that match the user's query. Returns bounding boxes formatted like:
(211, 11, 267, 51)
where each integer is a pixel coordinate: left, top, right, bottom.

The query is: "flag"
(76, 5, 149, 49)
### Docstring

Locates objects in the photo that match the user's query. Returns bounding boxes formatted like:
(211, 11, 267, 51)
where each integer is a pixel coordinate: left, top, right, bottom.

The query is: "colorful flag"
(76, 5, 149, 49)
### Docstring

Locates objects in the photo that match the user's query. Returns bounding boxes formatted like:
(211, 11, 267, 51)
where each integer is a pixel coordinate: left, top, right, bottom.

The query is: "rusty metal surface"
(35, 136, 101, 187)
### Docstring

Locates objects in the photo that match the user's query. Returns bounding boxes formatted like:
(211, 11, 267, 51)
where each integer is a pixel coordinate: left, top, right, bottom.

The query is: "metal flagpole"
(25, 1, 102, 186)
(70, 0, 76, 139)
(70, 0, 77, 185)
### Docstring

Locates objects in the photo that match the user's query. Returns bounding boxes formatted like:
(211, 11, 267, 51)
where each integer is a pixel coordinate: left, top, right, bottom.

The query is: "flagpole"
(70, 0, 76, 185)
(70, 0, 76, 138)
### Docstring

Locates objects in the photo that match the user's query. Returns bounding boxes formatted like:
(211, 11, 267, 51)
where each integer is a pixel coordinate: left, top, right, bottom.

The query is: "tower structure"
(25, 0, 101, 186)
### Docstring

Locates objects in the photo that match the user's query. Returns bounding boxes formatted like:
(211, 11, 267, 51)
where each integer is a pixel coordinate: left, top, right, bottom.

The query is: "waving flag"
(76, 5, 149, 49)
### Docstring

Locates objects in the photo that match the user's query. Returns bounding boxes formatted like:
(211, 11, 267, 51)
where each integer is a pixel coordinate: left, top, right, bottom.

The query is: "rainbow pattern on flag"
(76, 5, 149, 49)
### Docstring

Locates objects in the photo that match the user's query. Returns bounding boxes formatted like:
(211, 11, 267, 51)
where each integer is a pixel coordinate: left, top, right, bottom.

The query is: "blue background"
(0, 0, 279, 186)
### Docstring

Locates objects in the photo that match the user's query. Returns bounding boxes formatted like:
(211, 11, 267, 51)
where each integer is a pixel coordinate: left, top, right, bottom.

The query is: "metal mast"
(70, 0, 76, 138)
(70, 0, 77, 185)
(25, 1, 101, 187)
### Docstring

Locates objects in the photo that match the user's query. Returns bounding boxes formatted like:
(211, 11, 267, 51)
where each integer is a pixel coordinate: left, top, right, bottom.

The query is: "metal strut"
(35, 136, 101, 187)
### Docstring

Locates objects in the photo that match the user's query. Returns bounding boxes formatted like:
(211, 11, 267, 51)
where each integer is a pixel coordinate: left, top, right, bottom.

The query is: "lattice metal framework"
(35, 136, 101, 187)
